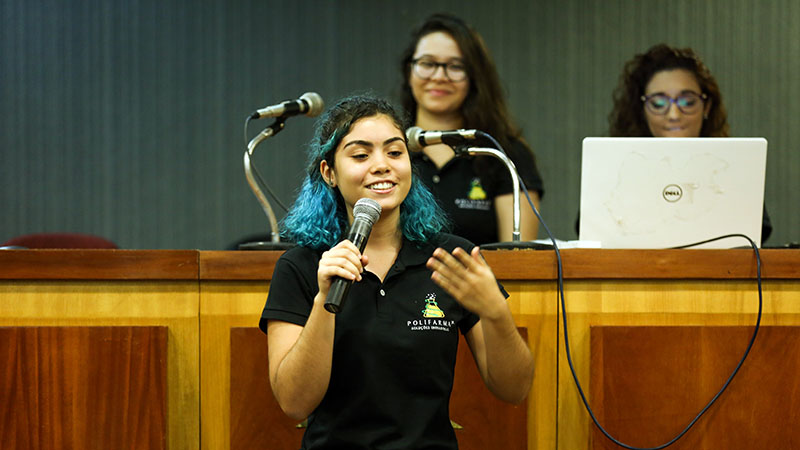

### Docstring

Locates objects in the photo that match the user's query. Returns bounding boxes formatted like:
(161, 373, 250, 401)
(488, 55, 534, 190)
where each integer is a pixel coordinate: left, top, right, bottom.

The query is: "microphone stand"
(241, 118, 296, 250)
(454, 145, 549, 250)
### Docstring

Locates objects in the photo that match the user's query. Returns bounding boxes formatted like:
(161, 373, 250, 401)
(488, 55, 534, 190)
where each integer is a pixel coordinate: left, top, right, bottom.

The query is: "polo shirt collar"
(386, 237, 436, 278)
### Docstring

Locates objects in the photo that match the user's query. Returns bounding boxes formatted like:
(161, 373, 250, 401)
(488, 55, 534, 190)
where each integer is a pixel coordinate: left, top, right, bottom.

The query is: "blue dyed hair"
(281, 94, 449, 250)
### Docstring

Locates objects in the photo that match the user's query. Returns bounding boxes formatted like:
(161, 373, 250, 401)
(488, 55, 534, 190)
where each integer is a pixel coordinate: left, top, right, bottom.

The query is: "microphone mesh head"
(353, 198, 382, 225)
(405, 126, 424, 153)
(301, 92, 325, 117)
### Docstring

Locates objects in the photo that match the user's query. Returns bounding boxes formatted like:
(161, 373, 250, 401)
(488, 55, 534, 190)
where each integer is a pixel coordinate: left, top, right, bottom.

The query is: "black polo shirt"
(260, 233, 502, 450)
(412, 138, 544, 246)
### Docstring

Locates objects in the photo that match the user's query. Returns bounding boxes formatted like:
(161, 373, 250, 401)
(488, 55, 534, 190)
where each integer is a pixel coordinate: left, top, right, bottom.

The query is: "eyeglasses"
(641, 92, 708, 115)
(411, 58, 468, 82)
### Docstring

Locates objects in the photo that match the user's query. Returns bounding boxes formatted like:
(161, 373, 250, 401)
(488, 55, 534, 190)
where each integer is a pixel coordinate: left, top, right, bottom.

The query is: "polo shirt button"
(432, 175, 440, 183)
(379, 289, 386, 296)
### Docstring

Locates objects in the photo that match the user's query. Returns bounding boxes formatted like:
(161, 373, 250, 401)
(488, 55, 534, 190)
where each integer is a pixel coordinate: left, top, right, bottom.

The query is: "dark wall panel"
(2, 0, 798, 249)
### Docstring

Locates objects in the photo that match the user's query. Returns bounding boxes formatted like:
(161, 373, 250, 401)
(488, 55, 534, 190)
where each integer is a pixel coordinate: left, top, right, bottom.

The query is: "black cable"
(249, 160, 291, 213)
(560, 234, 761, 450)
(669, 234, 756, 250)
(243, 115, 291, 213)
(481, 133, 763, 450)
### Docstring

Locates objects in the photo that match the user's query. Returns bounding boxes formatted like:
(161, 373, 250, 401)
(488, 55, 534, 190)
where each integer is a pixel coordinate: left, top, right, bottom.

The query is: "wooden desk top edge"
(1, 248, 797, 281)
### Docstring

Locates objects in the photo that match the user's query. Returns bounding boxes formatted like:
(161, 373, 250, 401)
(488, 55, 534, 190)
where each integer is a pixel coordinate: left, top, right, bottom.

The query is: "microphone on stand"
(250, 92, 325, 119)
(324, 198, 382, 313)
(405, 126, 483, 153)
(240, 92, 325, 250)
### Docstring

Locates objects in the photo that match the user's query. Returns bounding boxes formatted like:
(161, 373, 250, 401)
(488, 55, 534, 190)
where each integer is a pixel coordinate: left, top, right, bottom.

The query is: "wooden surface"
(1, 249, 799, 450)
(2, 248, 798, 281)
(449, 329, 529, 450)
(199, 248, 800, 281)
(200, 251, 282, 280)
(556, 279, 800, 449)
(227, 327, 529, 450)
(0, 249, 198, 280)
(200, 281, 272, 450)
(590, 326, 800, 449)
(0, 279, 200, 450)
(229, 328, 309, 450)
(201, 279, 557, 450)
(0, 326, 168, 449)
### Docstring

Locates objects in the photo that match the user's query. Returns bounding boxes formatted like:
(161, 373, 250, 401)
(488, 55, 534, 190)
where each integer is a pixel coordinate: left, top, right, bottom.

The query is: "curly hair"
(608, 43, 729, 137)
(281, 94, 449, 250)
(397, 13, 536, 187)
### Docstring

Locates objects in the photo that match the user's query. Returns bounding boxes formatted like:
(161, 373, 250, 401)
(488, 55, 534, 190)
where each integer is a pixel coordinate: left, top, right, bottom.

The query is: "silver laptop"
(578, 137, 767, 249)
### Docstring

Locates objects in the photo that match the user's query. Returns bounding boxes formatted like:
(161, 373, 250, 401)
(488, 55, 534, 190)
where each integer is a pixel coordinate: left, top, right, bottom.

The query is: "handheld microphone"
(324, 198, 382, 314)
(250, 92, 324, 119)
(405, 126, 483, 152)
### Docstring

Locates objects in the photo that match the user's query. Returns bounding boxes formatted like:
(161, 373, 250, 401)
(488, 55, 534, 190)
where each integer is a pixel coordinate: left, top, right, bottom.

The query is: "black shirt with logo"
(260, 233, 504, 450)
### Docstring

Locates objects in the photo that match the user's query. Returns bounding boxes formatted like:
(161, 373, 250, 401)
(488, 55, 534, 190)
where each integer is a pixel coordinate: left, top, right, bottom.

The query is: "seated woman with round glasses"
(608, 43, 772, 242)
(397, 13, 545, 246)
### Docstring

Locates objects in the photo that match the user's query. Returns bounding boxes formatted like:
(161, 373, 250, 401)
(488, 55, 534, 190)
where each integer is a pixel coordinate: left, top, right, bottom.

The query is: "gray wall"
(2, 0, 798, 249)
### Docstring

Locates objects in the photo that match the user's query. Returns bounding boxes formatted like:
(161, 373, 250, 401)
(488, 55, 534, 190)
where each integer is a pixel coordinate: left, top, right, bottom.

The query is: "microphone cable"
(480, 134, 763, 450)
(243, 115, 291, 213)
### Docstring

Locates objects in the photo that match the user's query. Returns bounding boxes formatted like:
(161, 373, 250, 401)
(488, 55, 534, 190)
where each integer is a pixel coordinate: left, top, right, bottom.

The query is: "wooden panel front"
(557, 279, 800, 449)
(0, 326, 167, 449)
(229, 327, 303, 450)
(589, 326, 800, 449)
(200, 281, 272, 450)
(228, 327, 529, 450)
(450, 329, 529, 450)
(204, 279, 556, 450)
(2, 249, 797, 450)
(0, 280, 200, 450)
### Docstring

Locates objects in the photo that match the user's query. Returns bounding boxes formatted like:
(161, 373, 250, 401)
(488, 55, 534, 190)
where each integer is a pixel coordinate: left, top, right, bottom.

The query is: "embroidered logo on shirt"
(422, 293, 445, 318)
(454, 178, 491, 211)
(467, 178, 487, 200)
(407, 293, 455, 332)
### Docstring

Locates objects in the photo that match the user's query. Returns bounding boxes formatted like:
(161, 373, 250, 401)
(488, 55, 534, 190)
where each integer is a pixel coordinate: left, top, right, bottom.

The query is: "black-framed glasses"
(641, 92, 708, 115)
(411, 58, 468, 82)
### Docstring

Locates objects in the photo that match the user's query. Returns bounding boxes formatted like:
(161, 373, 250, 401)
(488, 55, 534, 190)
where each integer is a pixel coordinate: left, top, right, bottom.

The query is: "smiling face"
(409, 31, 470, 122)
(643, 69, 711, 137)
(320, 114, 412, 223)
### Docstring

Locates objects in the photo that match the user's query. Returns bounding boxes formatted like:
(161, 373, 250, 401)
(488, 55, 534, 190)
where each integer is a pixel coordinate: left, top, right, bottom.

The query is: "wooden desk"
(0, 250, 199, 450)
(2, 248, 798, 449)
(199, 248, 800, 450)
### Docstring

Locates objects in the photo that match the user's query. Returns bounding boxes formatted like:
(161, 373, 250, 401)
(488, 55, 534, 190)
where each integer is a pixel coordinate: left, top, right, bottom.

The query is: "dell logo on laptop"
(662, 184, 683, 202)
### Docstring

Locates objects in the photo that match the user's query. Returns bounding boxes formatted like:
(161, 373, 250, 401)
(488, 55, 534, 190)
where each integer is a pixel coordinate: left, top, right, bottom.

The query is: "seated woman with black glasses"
(398, 13, 545, 246)
(606, 43, 772, 242)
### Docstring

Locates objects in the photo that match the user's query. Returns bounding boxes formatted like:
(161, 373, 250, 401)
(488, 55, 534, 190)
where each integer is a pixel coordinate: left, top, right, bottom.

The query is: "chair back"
(2, 232, 118, 249)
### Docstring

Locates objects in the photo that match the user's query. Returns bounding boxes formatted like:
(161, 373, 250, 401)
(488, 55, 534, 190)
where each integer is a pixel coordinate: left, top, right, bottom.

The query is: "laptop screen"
(578, 137, 767, 249)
